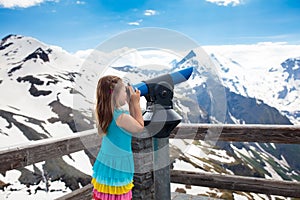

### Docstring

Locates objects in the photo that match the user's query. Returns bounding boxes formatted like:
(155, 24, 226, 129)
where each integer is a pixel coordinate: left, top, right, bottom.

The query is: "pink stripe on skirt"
(93, 189, 132, 200)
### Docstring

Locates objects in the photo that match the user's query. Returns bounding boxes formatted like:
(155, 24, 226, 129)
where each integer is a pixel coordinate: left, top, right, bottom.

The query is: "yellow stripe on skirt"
(91, 178, 134, 195)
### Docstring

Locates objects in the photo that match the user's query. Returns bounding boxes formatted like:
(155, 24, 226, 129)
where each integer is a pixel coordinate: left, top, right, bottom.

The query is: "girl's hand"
(130, 89, 141, 104)
(119, 85, 144, 134)
(127, 85, 140, 104)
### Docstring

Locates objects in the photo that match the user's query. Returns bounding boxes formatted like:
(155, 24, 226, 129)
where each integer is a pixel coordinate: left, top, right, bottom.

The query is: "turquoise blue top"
(92, 108, 134, 186)
(101, 109, 132, 156)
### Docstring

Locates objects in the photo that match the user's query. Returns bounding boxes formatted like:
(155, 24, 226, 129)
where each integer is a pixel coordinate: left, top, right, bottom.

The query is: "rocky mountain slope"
(0, 35, 299, 199)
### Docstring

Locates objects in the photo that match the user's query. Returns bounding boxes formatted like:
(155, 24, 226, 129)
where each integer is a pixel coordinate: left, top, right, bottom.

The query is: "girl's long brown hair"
(95, 75, 122, 134)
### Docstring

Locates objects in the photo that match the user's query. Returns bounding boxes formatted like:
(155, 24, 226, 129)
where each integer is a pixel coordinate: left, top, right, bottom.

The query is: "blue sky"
(0, 0, 300, 53)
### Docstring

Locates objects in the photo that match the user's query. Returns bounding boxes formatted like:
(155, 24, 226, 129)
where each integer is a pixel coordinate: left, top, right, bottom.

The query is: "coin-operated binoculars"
(131, 67, 193, 200)
(132, 67, 193, 138)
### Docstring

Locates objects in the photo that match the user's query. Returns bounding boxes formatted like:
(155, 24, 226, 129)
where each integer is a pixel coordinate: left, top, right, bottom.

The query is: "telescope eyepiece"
(161, 90, 168, 98)
(155, 81, 173, 99)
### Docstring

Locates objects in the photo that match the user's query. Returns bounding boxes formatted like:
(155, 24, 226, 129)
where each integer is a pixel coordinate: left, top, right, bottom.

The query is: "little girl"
(91, 75, 144, 200)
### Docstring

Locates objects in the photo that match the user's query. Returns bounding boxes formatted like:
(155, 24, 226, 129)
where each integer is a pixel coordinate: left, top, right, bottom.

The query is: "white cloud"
(256, 41, 288, 46)
(128, 22, 140, 26)
(0, 0, 59, 8)
(76, 0, 85, 5)
(205, 0, 243, 7)
(144, 9, 158, 16)
(128, 19, 143, 26)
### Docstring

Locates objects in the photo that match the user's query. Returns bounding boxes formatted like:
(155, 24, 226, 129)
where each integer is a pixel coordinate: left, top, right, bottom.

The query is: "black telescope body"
(132, 67, 193, 138)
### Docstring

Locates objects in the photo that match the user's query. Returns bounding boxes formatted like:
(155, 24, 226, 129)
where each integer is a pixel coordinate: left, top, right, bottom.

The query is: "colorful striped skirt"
(92, 151, 134, 200)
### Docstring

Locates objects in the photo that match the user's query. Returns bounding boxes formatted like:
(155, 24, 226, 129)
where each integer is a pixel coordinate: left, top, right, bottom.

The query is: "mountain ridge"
(1, 34, 299, 199)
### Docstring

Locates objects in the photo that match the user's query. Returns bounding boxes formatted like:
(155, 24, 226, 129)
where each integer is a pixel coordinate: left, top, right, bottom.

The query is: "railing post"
(132, 133, 154, 200)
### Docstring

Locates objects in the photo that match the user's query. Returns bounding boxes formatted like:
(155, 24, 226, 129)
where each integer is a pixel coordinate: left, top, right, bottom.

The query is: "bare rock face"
(42, 157, 91, 191)
(23, 47, 50, 63)
(17, 158, 92, 193)
(175, 187, 186, 193)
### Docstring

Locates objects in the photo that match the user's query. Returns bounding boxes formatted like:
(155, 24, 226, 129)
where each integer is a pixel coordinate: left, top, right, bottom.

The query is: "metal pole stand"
(143, 104, 181, 200)
(140, 68, 193, 199)
(153, 137, 171, 200)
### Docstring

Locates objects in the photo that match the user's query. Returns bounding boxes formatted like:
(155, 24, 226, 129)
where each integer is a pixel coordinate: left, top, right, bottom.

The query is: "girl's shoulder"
(114, 107, 129, 118)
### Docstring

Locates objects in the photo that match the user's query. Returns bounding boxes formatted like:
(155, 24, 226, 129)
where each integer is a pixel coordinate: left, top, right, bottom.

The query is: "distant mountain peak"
(1, 34, 15, 50)
(1, 34, 22, 43)
(175, 50, 196, 68)
(112, 65, 137, 72)
(0, 34, 23, 47)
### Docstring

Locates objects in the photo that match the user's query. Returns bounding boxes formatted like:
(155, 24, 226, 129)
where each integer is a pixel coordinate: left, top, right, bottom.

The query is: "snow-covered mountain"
(0, 34, 300, 200)
(111, 46, 300, 189)
(0, 35, 94, 199)
(0, 34, 94, 146)
(204, 44, 300, 125)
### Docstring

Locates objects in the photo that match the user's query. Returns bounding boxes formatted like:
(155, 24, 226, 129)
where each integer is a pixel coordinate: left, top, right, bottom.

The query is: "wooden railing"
(1, 124, 300, 199)
(170, 170, 300, 198)
(0, 129, 100, 174)
(169, 124, 300, 144)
